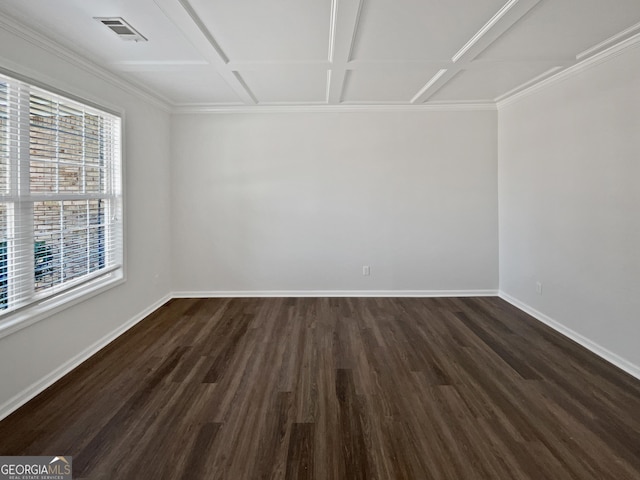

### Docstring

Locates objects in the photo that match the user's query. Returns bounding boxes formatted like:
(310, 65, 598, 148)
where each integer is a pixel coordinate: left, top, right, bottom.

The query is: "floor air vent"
(95, 17, 148, 42)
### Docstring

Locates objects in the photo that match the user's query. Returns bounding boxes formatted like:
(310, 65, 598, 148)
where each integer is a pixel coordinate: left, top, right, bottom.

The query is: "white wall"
(499, 45, 640, 369)
(171, 111, 498, 293)
(0, 23, 172, 413)
(1, 13, 638, 421)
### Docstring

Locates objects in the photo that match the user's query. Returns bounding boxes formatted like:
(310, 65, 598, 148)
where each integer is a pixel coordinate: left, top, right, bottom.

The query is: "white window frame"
(0, 68, 125, 339)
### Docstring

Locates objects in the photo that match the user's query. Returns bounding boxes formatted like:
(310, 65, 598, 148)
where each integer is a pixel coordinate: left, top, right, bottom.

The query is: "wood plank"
(0, 297, 638, 479)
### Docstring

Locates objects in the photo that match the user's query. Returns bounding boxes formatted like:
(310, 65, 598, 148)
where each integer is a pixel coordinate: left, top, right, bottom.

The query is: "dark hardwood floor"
(1, 297, 639, 479)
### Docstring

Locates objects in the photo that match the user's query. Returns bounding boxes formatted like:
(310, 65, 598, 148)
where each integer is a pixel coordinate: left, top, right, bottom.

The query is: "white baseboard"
(172, 289, 499, 298)
(499, 291, 640, 380)
(0, 289, 495, 420)
(0, 293, 172, 422)
(4, 289, 637, 422)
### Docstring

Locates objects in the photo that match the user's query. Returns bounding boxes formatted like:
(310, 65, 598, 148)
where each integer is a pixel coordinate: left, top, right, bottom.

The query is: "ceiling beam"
(451, 0, 541, 64)
(326, 0, 363, 104)
(153, 0, 256, 104)
(110, 61, 210, 72)
(410, 69, 455, 104)
(411, 0, 541, 104)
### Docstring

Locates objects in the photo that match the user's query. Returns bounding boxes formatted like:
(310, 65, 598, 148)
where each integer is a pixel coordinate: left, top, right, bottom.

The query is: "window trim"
(0, 66, 121, 117)
(0, 66, 126, 339)
(0, 269, 124, 340)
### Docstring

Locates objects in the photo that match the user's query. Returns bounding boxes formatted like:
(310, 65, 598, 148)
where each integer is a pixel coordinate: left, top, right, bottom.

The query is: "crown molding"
(497, 30, 640, 109)
(0, 11, 172, 112)
(493, 66, 564, 103)
(5, 4, 637, 114)
(576, 21, 640, 60)
(171, 102, 497, 114)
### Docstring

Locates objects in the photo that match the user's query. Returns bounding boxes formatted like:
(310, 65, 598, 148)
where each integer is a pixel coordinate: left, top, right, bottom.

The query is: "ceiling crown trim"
(498, 30, 640, 108)
(0, 11, 172, 111)
(2, 4, 640, 114)
(576, 21, 640, 60)
(171, 103, 497, 114)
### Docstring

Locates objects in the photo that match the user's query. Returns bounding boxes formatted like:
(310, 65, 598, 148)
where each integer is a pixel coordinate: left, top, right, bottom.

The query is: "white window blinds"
(0, 72, 122, 316)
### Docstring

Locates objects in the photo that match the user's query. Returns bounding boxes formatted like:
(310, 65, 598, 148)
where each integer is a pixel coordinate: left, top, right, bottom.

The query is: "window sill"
(0, 269, 125, 340)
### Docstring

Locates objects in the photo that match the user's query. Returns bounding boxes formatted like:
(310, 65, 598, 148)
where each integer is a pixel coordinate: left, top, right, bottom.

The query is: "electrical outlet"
(362, 266, 370, 276)
(536, 281, 543, 295)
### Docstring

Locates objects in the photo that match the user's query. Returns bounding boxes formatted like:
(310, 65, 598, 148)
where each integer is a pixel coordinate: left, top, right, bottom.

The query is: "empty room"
(0, 0, 638, 478)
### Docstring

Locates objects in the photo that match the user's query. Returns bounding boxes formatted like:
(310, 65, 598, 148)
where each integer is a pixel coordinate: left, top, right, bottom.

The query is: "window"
(0, 71, 122, 322)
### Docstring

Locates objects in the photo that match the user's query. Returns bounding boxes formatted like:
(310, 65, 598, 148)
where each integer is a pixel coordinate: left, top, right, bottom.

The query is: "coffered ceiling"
(1, 0, 640, 109)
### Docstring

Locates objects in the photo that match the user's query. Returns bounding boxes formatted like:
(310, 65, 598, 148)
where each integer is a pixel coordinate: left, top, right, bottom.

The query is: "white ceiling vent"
(95, 17, 147, 42)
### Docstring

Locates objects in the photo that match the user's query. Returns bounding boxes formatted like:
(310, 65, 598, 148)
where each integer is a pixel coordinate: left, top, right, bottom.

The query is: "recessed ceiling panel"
(3, 0, 640, 106)
(351, 0, 506, 61)
(239, 67, 327, 103)
(429, 62, 559, 102)
(127, 70, 240, 104)
(342, 67, 442, 102)
(187, 0, 331, 62)
(0, 0, 204, 64)
(479, 0, 640, 60)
